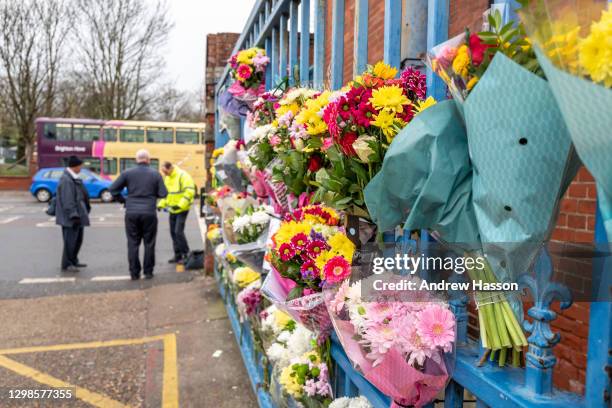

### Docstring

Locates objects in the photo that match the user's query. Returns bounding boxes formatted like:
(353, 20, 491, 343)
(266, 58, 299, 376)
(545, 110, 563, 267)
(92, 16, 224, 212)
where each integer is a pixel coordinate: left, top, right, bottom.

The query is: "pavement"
(0, 191, 257, 407)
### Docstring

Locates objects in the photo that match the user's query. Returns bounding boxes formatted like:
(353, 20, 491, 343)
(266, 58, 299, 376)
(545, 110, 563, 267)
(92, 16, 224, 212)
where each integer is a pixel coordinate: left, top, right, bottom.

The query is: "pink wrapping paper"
(332, 318, 449, 408)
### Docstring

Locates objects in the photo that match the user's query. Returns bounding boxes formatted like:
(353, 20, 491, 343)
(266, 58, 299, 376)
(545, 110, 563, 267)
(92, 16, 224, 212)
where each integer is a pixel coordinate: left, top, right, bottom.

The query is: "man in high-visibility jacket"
(158, 162, 196, 263)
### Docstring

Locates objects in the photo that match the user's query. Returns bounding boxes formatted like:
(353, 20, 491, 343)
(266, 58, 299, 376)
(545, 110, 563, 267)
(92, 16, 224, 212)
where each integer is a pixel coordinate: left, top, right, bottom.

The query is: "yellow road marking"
(0, 333, 179, 407)
(162, 334, 179, 408)
(0, 334, 167, 355)
(0, 354, 130, 408)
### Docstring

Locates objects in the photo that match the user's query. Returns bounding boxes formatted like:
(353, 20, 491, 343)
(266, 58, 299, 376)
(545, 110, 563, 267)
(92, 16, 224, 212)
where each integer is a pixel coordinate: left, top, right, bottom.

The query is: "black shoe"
(168, 257, 178, 264)
(75, 263, 87, 268)
(61, 265, 79, 273)
(144, 274, 154, 280)
(130, 275, 140, 280)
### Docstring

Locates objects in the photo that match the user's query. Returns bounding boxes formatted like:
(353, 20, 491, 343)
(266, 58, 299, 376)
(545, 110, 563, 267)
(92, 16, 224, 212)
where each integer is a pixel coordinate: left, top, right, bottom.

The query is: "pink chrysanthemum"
(416, 304, 455, 349)
(323, 256, 351, 283)
(278, 243, 295, 261)
(290, 233, 309, 250)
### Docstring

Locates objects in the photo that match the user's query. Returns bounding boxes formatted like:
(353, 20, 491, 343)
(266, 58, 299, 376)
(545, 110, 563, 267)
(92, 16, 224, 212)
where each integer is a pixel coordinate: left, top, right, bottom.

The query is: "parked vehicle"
(30, 167, 116, 203)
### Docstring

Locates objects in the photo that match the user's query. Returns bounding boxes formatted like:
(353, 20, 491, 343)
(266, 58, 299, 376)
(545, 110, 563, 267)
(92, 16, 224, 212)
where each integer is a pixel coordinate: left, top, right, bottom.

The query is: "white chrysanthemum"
(286, 325, 314, 356)
(231, 214, 252, 233)
(250, 211, 270, 226)
(266, 343, 287, 363)
(329, 398, 350, 408)
(261, 305, 279, 333)
(281, 87, 319, 105)
(251, 124, 276, 141)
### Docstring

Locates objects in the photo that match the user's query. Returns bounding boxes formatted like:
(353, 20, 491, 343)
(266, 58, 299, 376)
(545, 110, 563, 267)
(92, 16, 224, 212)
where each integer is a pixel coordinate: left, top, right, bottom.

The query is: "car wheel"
(35, 188, 51, 203)
(100, 189, 113, 203)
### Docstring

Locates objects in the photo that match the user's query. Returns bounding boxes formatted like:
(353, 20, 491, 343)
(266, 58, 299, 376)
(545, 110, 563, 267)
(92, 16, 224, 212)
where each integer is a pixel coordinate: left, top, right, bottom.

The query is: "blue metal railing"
(213, 1, 612, 407)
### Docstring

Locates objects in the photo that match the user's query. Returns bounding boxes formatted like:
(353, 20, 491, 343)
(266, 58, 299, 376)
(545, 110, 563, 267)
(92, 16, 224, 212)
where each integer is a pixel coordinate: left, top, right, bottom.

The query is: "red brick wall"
(320, 0, 595, 395)
(0, 176, 31, 191)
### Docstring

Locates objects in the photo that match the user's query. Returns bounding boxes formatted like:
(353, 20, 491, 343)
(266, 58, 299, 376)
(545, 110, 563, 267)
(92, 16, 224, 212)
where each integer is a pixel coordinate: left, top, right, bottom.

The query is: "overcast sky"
(163, 1, 255, 92)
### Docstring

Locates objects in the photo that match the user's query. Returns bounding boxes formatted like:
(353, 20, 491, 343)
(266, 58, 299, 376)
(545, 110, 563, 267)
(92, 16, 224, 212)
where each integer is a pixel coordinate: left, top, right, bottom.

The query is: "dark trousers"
(61, 226, 84, 269)
(125, 213, 158, 278)
(169, 211, 190, 259)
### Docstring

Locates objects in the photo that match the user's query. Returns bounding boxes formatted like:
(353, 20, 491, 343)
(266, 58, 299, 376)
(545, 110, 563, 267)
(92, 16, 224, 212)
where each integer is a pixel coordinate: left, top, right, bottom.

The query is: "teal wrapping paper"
(364, 100, 480, 245)
(536, 49, 612, 242)
(464, 53, 581, 282)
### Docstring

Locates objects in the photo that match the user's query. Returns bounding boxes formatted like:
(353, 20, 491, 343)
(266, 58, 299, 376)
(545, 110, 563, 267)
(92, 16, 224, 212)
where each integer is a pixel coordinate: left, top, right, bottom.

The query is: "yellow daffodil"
(369, 86, 410, 114)
(372, 61, 398, 80)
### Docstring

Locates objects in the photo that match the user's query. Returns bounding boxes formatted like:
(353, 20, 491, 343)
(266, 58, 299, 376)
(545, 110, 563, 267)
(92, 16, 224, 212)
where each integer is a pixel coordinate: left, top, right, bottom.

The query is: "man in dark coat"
(56, 155, 91, 272)
(109, 149, 167, 280)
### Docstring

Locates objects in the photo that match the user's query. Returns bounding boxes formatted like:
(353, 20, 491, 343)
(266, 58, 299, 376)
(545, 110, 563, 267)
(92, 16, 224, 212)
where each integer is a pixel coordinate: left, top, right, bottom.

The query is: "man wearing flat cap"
(55, 155, 91, 272)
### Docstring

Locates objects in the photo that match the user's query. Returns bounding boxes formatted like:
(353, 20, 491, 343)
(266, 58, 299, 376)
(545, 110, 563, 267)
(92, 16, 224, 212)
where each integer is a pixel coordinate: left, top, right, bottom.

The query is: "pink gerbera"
(236, 64, 253, 81)
(323, 256, 351, 283)
(278, 243, 296, 261)
(290, 233, 309, 251)
(416, 304, 455, 349)
(306, 240, 328, 258)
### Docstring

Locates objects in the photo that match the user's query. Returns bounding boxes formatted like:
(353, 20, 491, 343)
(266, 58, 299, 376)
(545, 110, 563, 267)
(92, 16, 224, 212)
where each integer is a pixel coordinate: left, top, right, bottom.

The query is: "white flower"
(251, 124, 276, 141)
(250, 210, 270, 226)
(281, 88, 318, 105)
(329, 396, 374, 408)
(231, 214, 251, 233)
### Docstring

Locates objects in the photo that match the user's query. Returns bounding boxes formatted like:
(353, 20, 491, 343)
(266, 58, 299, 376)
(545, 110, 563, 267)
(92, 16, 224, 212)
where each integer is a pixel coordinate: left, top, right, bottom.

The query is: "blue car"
(30, 167, 115, 203)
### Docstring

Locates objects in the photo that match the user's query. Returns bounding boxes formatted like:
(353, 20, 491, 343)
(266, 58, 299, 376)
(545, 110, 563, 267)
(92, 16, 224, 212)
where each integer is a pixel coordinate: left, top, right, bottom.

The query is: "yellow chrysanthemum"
(579, 7, 612, 87)
(452, 45, 470, 78)
(414, 96, 437, 114)
(295, 91, 331, 135)
(233, 266, 260, 288)
(275, 102, 300, 119)
(371, 110, 402, 141)
(372, 61, 398, 80)
(236, 47, 260, 65)
(279, 365, 303, 398)
(273, 221, 312, 247)
(327, 233, 355, 261)
(545, 25, 580, 74)
(369, 85, 410, 114)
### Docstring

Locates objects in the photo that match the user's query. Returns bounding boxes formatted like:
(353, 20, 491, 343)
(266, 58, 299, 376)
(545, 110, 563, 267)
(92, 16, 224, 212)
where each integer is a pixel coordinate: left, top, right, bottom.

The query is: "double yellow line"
(0, 333, 179, 408)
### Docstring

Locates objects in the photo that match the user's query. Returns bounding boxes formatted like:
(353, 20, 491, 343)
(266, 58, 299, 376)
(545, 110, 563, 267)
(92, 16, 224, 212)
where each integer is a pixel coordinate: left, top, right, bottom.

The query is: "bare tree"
(0, 0, 71, 165)
(148, 85, 203, 122)
(73, 0, 172, 120)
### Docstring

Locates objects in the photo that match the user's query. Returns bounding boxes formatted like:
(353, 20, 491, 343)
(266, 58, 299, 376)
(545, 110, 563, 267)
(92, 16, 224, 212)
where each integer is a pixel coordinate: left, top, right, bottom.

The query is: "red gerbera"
(323, 256, 352, 283)
(300, 260, 319, 279)
(278, 243, 296, 261)
(290, 233, 309, 251)
(306, 240, 328, 258)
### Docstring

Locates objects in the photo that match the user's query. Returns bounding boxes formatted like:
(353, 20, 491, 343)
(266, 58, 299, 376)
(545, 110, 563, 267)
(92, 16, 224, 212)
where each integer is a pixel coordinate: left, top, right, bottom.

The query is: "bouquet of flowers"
(206, 224, 223, 246)
(278, 351, 333, 407)
(228, 47, 269, 103)
(221, 196, 272, 270)
(314, 62, 436, 218)
(261, 205, 355, 332)
(247, 90, 283, 129)
(326, 279, 455, 408)
(232, 266, 261, 289)
(520, 0, 612, 241)
(426, 11, 541, 102)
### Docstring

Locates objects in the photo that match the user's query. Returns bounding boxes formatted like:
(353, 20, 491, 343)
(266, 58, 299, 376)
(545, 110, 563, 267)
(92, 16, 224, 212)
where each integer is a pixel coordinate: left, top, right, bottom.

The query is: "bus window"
(73, 125, 101, 142)
(120, 158, 159, 172)
(103, 127, 118, 142)
(81, 157, 101, 173)
(147, 127, 173, 143)
(44, 123, 72, 141)
(103, 158, 117, 175)
(119, 127, 145, 143)
(176, 129, 200, 144)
